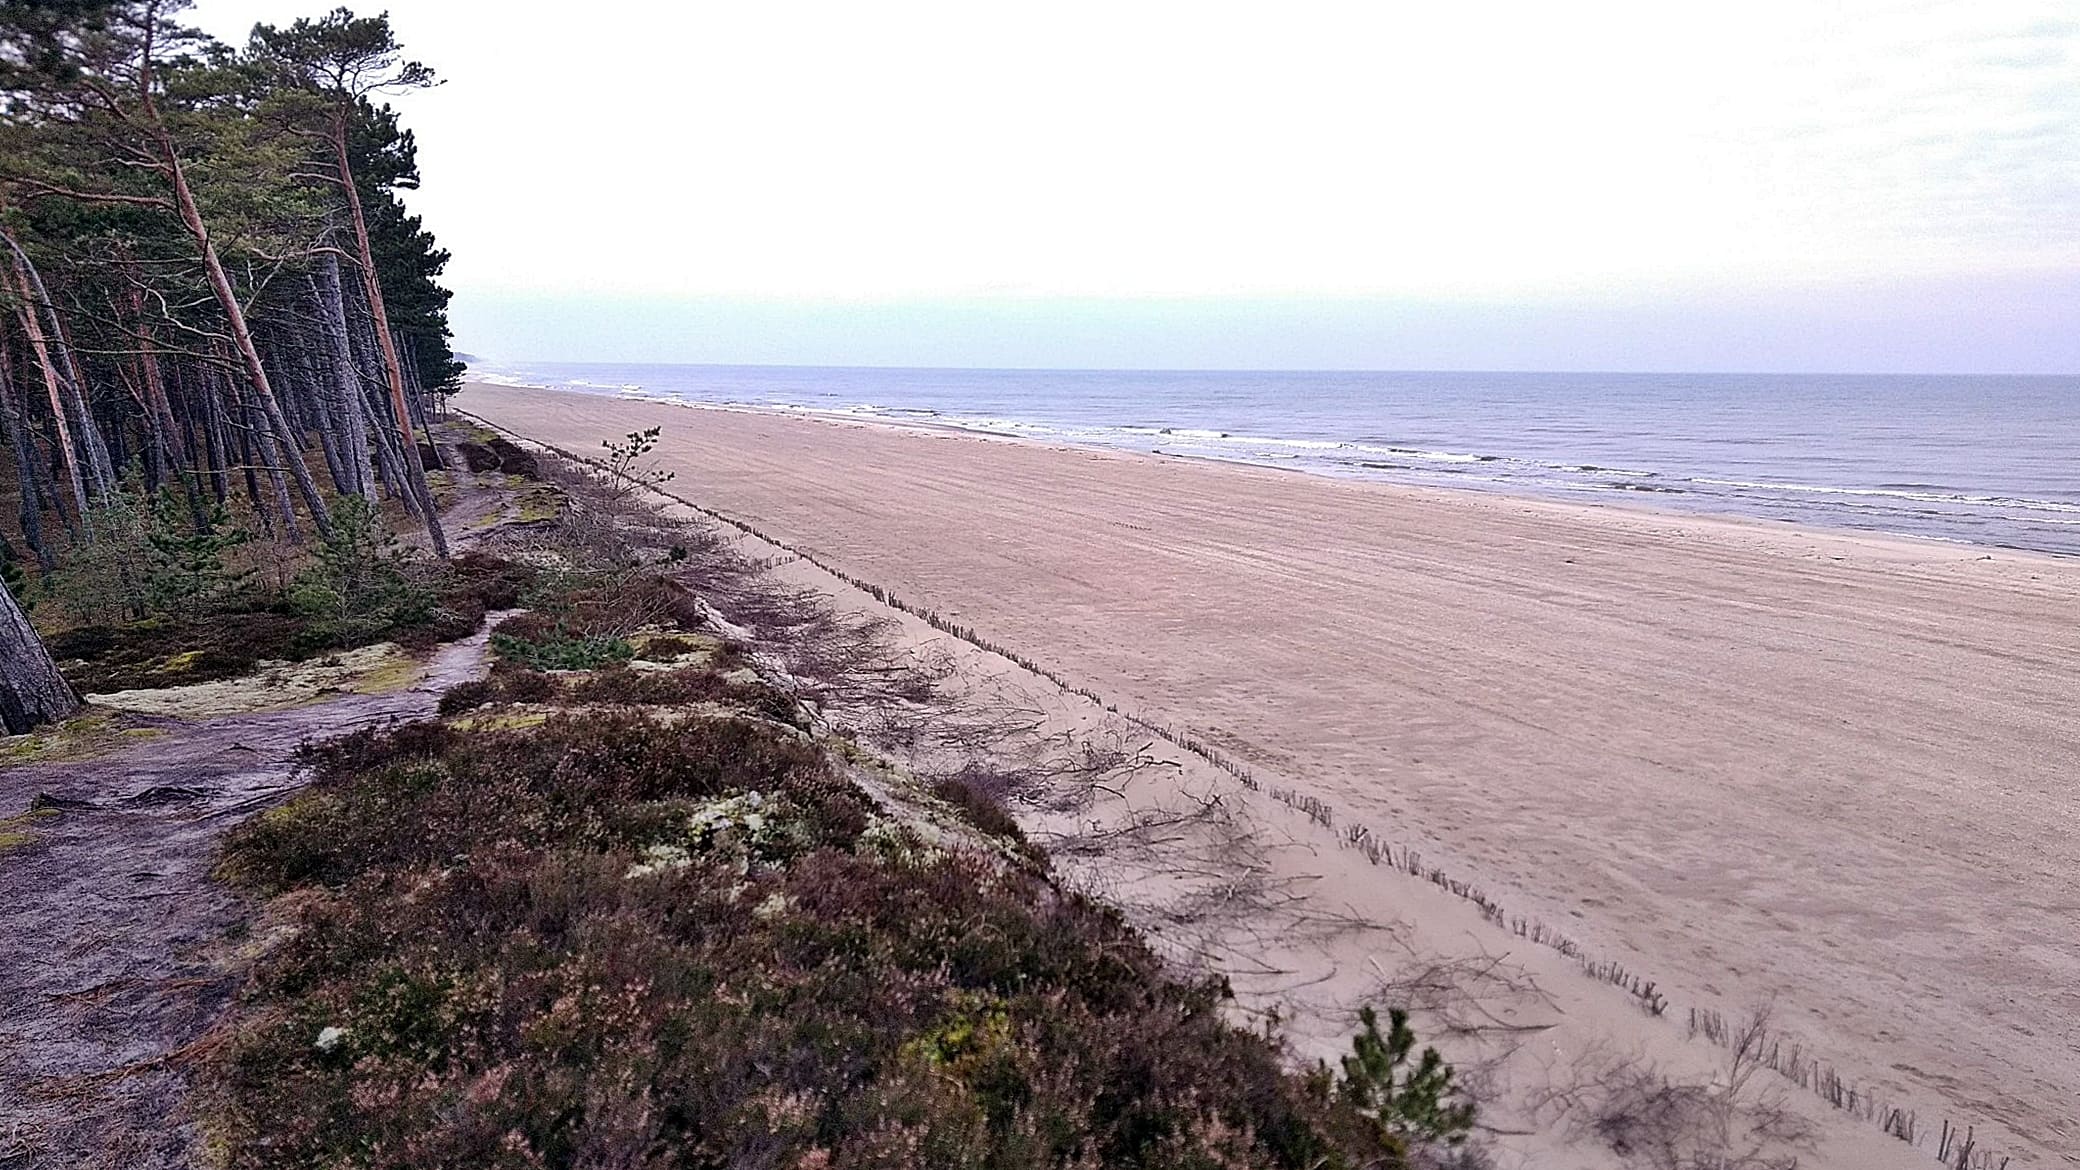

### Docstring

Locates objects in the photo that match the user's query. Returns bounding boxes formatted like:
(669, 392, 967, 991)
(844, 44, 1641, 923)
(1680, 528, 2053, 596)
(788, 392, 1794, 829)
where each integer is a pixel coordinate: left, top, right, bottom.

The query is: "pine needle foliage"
(1337, 1005, 1478, 1148)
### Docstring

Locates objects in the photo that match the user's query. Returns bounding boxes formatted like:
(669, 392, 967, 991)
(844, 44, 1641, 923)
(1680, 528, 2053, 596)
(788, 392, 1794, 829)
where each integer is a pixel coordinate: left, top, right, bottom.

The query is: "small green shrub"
(54, 488, 154, 624)
(289, 496, 431, 649)
(1337, 1005, 1477, 1147)
(50, 483, 250, 623)
(490, 628, 633, 671)
(141, 494, 251, 615)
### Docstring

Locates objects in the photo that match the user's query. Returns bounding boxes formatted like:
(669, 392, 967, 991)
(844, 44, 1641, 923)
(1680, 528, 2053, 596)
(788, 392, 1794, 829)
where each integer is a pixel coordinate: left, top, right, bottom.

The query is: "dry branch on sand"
(1524, 1009, 1815, 1170)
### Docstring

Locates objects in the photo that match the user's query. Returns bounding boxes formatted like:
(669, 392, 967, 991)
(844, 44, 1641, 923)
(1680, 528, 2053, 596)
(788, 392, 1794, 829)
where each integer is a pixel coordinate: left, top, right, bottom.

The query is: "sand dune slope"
(465, 382, 2079, 1165)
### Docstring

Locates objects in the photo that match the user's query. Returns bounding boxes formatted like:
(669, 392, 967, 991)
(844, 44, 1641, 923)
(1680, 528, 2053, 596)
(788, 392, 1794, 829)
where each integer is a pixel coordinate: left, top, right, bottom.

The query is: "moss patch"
(92, 643, 415, 716)
(513, 485, 561, 524)
(0, 709, 159, 766)
(0, 808, 61, 858)
(349, 650, 426, 696)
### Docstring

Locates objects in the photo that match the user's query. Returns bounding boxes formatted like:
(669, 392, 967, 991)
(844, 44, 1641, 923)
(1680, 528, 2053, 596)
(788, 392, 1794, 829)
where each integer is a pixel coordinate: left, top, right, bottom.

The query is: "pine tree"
(0, 2, 466, 730)
(1337, 1005, 1477, 1147)
(250, 9, 449, 556)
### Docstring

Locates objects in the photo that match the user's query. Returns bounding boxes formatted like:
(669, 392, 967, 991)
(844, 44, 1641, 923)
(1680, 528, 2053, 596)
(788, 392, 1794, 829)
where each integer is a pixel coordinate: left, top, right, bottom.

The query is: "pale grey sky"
(188, 1, 2080, 372)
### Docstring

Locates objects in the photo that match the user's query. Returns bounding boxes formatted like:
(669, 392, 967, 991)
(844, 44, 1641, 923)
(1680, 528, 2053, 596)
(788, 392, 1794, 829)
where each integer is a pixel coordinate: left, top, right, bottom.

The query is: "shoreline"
(466, 408, 1954, 1170)
(461, 380, 2080, 1167)
(471, 375, 2074, 566)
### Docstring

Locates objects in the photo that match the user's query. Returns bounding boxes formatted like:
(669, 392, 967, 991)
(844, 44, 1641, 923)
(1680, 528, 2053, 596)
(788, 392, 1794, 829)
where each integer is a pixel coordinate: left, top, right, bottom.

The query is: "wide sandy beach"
(462, 381, 2078, 1164)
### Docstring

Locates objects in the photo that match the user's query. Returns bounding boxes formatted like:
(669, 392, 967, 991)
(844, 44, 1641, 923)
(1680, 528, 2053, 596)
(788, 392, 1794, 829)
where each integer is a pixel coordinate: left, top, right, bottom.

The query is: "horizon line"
(460, 358, 2080, 379)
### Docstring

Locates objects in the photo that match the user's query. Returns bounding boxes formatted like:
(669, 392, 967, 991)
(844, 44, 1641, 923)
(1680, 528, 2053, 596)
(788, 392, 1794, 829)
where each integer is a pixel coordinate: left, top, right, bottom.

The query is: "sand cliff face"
(464, 381, 2080, 1168)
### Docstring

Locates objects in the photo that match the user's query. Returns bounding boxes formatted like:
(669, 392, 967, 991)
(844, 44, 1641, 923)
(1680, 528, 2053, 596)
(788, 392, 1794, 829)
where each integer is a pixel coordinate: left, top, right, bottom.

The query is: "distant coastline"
(471, 363, 2080, 557)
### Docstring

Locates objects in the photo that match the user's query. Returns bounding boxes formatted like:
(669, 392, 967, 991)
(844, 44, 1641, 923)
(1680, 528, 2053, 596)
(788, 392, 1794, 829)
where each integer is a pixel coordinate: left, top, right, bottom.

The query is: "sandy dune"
(463, 382, 2079, 1166)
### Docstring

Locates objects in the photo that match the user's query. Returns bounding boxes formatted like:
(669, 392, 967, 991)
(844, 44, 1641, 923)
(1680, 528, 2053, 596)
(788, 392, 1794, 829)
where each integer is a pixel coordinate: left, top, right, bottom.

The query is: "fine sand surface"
(464, 382, 2079, 1165)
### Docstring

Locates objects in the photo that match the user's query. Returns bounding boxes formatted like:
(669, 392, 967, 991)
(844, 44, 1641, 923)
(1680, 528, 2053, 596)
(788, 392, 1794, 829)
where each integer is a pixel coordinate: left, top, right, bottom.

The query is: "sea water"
(474, 363, 2080, 556)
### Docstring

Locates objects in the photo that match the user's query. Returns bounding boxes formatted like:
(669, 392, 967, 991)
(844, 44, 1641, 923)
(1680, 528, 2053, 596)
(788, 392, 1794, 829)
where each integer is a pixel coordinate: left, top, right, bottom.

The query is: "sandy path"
(465, 382, 2080, 1166)
(0, 630, 499, 1169)
(0, 445, 514, 1170)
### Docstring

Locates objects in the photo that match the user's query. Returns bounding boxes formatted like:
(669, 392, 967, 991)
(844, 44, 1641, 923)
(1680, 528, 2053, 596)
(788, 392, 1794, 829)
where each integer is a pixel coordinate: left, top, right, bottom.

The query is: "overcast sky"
(187, 1, 2080, 372)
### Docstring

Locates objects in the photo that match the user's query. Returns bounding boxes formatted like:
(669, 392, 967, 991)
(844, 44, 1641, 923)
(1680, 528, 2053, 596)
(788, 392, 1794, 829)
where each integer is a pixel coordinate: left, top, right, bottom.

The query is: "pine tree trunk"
(119, 347, 167, 492)
(1, 231, 113, 503)
(331, 124, 447, 557)
(311, 258, 372, 495)
(290, 332, 354, 497)
(0, 578, 77, 734)
(202, 369, 233, 507)
(248, 402, 301, 542)
(50, 312, 117, 497)
(362, 380, 411, 505)
(0, 344, 52, 570)
(125, 287, 210, 529)
(4, 232, 115, 497)
(394, 326, 434, 436)
(172, 365, 206, 484)
(230, 404, 273, 537)
(125, 361, 164, 493)
(7, 269, 92, 536)
(311, 390, 351, 495)
(215, 354, 297, 541)
(126, 282, 185, 471)
(154, 122, 333, 540)
(342, 278, 415, 509)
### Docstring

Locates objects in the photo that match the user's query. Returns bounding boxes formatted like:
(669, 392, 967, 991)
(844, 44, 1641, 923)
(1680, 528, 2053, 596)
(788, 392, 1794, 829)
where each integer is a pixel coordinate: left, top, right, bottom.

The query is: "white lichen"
(625, 842, 692, 878)
(854, 815, 944, 869)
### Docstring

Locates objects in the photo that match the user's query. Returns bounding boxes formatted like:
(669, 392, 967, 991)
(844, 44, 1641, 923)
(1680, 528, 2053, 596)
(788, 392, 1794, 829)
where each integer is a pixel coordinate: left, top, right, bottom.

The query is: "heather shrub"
(439, 663, 564, 715)
(212, 706, 1421, 1170)
(484, 436, 539, 478)
(485, 572, 704, 671)
(433, 678, 495, 715)
(51, 609, 308, 692)
(496, 665, 559, 702)
(453, 440, 502, 472)
(637, 633, 698, 659)
(566, 664, 801, 725)
(930, 769, 1032, 848)
(437, 550, 537, 616)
